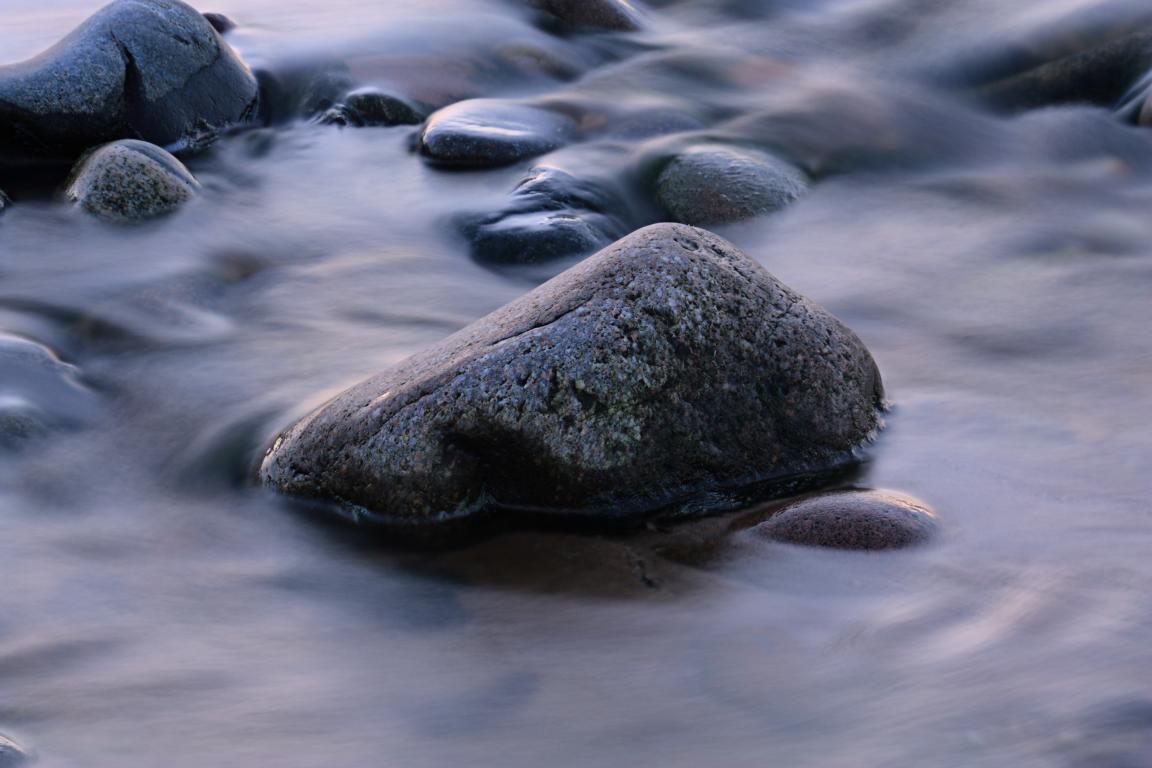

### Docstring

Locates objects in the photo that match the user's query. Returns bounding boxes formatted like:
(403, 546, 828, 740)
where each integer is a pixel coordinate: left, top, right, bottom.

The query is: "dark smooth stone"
(65, 140, 200, 221)
(656, 145, 808, 226)
(261, 224, 883, 534)
(0, 334, 101, 451)
(202, 12, 236, 34)
(317, 88, 425, 127)
(528, 0, 643, 32)
(0, 0, 258, 168)
(461, 166, 629, 264)
(751, 490, 938, 550)
(419, 100, 576, 168)
(0, 733, 30, 767)
(253, 57, 356, 125)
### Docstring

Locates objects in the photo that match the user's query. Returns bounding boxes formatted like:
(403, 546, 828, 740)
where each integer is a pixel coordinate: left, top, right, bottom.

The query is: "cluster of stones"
(1, 0, 943, 553)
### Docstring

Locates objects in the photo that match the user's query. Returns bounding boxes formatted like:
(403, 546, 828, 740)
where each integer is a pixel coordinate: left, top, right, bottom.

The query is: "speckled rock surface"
(528, 0, 642, 32)
(318, 88, 425, 127)
(656, 145, 809, 226)
(419, 100, 576, 168)
(751, 490, 938, 550)
(0, 334, 101, 451)
(461, 166, 629, 264)
(0, 0, 258, 167)
(261, 223, 884, 531)
(66, 140, 200, 221)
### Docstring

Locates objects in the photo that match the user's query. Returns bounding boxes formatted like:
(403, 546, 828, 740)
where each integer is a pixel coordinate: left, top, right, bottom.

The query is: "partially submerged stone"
(419, 100, 576, 168)
(317, 88, 425, 127)
(460, 166, 629, 264)
(66, 140, 200, 221)
(0, 0, 258, 167)
(0, 334, 101, 451)
(750, 490, 938, 550)
(0, 733, 30, 767)
(262, 223, 883, 533)
(528, 0, 642, 32)
(0, 188, 10, 216)
(656, 145, 808, 226)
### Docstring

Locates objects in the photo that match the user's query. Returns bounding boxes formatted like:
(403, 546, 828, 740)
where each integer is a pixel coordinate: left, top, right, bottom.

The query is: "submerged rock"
(0, 733, 30, 767)
(317, 88, 425, 127)
(262, 223, 883, 533)
(254, 57, 355, 125)
(750, 490, 937, 550)
(656, 145, 808, 226)
(202, 11, 236, 34)
(0, 0, 258, 167)
(528, 0, 642, 32)
(0, 334, 101, 450)
(66, 140, 200, 221)
(461, 166, 629, 264)
(419, 100, 576, 168)
(0, 188, 10, 215)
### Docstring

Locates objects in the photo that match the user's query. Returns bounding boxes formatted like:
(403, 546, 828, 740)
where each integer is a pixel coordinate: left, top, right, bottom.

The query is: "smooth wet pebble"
(317, 87, 425, 127)
(528, 0, 642, 31)
(461, 166, 628, 264)
(419, 99, 576, 168)
(0, 334, 101, 451)
(656, 144, 809, 225)
(66, 140, 200, 221)
(750, 490, 938, 550)
(0, 733, 30, 767)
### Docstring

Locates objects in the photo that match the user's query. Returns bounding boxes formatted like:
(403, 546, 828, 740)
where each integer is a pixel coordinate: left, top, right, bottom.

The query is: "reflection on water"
(3, 0, 1152, 766)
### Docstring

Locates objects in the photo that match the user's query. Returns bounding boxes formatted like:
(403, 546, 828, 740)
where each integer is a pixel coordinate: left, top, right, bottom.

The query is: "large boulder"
(65, 140, 200, 221)
(0, 0, 258, 168)
(261, 224, 883, 533)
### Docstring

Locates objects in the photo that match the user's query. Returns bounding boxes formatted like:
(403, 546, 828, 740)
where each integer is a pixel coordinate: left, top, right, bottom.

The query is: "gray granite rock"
(419, 100, 576, 168)
(1, 334, 101, 451)
(261, 223, 883, 532)
(66, 140, 200, 221)
(528, 0, 642, 32)
(751, 490, 938, 550)
(656, 145, 808, 226)
(317, 88, 425, 127)
(461, 166, 629, 265)
(0, 0, 258, 167)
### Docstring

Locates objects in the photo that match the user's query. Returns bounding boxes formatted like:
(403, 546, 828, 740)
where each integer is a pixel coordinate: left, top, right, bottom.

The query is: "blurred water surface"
(2, 0, 1152, 766)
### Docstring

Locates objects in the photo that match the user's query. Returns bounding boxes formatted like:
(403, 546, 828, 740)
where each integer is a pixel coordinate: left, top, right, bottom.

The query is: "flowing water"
(2, 0, 1152, 766)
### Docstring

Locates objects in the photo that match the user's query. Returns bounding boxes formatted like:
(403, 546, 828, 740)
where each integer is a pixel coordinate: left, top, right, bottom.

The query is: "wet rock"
(254, 57, 355, 124)
(528, 0, 643, 32)
(0, 334, 101, 451)
(317, 88, 425, 127)
(0, 733, 30, 767)
(0, 0, 259, 167)
(202, 12, 236, 34)
(656, 145, 808, 226)
(461, 166, 629, 264)
(0, 188, 10, 216)
(262, 223, 883, 533)
(419, 100, 576, 168)
(750, 490, 937, 550)
(66, 140, 200, 221)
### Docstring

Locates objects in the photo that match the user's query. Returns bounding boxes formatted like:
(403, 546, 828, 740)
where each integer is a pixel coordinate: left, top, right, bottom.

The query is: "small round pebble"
(66, 140, 201, 222)
(753, 490, 938, 550)
(419, 100, 575, 168)
(0, 732, 31, 767)
(656, 145, 808, 226)
(318, 88, 425, 127)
